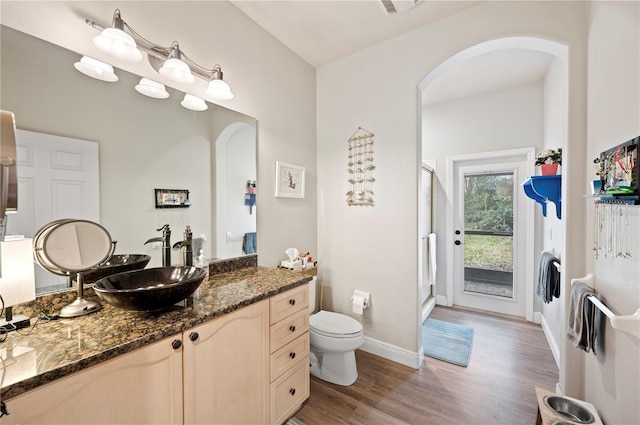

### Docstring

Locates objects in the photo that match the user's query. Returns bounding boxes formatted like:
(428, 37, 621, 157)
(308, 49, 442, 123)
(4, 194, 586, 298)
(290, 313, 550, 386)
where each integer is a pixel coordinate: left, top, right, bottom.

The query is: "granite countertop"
(1, 261, 311, 400)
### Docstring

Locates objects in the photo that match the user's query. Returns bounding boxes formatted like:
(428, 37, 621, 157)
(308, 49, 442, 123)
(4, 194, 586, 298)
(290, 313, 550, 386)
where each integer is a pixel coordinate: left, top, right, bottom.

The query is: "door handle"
(455, 240, 463, 245)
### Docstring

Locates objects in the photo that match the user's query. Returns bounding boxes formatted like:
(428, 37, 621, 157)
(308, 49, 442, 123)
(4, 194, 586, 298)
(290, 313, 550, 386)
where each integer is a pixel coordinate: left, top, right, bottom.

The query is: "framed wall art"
(154, 188, 190, 208)
(275, 161, 305, 198)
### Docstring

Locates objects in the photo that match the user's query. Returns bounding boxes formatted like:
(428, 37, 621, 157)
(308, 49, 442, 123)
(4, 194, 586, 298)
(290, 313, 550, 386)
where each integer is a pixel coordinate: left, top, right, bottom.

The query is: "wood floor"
(295, 306, 559, 425)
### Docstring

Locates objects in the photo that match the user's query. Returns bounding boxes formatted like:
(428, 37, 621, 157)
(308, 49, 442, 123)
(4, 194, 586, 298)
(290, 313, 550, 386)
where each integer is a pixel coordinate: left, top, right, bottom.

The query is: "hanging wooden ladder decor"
(346, 127, 375, 206)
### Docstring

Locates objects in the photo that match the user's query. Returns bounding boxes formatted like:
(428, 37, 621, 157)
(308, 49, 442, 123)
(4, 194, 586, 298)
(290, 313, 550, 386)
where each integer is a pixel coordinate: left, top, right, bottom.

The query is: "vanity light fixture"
(92, 9, 143, 63)
(135, 78, 170, 99)
(206, 65, 234, 100)
(86, 9, 233, 100)
(74, 56, 119, 82)
(181, 94, 208, 111)
(158, 43, 196, 84)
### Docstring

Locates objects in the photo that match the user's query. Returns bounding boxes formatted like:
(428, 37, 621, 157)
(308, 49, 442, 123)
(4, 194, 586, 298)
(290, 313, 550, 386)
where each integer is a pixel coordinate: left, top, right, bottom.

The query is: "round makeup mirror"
(34, 219, 116, 317)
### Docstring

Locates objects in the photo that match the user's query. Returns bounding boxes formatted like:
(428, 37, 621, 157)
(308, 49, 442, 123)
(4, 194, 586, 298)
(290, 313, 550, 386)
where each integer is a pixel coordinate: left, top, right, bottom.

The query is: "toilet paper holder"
(351, 290, 371, 309)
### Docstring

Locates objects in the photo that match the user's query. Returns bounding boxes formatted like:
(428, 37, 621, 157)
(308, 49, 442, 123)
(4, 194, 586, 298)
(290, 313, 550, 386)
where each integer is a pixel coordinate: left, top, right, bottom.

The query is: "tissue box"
(280, 259, 302, 270)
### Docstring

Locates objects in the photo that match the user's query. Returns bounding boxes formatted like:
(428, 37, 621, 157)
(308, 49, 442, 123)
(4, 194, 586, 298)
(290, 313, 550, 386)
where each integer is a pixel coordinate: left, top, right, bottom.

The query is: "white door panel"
(7, 130, 99, 294)
(452, 153, 531, 317)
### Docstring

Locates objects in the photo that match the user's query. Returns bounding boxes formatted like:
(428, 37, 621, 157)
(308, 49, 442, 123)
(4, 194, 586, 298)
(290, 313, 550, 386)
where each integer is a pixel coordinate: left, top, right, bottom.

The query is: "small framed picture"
(154, 189, 190, 208)
(275, 161, 305, 198)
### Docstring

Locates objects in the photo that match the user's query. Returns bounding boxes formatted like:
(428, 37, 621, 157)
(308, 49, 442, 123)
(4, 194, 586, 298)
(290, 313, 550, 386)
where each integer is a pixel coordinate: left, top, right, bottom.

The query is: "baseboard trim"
(360, 336, 421, 369)
(435, 295, 448, 306)
(421, 297, 436, 323)
(533, 311, 542, 324)
(540, 313, 560, 369)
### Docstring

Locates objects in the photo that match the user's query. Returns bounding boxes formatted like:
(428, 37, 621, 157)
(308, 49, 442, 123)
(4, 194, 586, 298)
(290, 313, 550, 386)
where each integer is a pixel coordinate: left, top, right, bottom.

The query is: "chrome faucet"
(145, 224, 171, 267)
(172, 225, 193, 267)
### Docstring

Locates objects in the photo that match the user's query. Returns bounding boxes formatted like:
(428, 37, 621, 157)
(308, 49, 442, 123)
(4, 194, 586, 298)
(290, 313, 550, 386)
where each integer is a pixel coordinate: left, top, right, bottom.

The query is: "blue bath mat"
(422, 318, 474, 367)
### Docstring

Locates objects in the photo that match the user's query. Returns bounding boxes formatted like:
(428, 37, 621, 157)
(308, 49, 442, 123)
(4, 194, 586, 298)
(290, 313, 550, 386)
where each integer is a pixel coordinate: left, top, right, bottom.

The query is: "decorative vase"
(540, 163, 559, 176)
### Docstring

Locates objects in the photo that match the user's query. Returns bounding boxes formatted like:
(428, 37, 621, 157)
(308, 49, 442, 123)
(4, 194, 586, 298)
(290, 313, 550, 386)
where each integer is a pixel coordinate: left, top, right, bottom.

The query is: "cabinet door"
(3, 336, 184, 425)
(183, 299, 270, 425)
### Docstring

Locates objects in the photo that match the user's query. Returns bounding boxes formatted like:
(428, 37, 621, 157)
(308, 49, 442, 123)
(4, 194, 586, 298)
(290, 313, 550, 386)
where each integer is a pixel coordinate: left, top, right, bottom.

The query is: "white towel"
(428, 233, 437, 286)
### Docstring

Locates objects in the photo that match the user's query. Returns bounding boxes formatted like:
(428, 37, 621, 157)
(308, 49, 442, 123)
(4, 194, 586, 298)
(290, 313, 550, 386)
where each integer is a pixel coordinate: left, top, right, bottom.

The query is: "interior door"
(7, 129, 99, 294)
(452, 156, 529, 317)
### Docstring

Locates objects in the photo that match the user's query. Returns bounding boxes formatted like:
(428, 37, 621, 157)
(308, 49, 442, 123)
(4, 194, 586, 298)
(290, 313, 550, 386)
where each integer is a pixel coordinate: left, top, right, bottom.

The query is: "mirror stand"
(59, 272, 102, 318)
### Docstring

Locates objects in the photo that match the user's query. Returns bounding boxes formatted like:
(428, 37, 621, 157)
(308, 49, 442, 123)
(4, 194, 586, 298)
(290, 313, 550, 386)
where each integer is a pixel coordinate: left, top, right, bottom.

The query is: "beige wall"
(585, 2, 640, 423)
(317, 1, 587, 371)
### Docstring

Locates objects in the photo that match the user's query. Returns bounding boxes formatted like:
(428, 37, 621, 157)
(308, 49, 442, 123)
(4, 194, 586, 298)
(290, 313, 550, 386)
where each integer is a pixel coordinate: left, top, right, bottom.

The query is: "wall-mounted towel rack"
(571, 274, 640, 340)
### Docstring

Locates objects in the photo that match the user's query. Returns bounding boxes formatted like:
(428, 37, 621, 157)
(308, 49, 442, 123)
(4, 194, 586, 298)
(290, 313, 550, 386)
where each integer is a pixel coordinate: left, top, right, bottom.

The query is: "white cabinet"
(183, 299, 270, 425)
(3, 335, 184, 425)
(4, 286, 308, 425)
(269, 284, 310, 425)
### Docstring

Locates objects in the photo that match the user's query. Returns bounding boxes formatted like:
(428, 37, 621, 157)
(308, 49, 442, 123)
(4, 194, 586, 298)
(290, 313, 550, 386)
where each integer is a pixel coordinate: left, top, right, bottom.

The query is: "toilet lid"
(310, 310, 363, 337)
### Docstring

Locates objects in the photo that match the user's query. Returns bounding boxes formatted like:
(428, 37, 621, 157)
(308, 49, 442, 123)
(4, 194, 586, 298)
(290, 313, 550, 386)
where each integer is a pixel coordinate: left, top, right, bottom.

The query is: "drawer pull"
(289, 325, 296, 332)
(289, 388, 296, 396)
(171, 339, 182, 350)
(289, 352, 296, 359)
(289, 299, 296, 305)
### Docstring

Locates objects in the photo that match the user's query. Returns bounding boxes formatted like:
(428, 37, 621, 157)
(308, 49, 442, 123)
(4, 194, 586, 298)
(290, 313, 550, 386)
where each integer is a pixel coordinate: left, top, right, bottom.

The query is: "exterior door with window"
(452, 155, 531, 317)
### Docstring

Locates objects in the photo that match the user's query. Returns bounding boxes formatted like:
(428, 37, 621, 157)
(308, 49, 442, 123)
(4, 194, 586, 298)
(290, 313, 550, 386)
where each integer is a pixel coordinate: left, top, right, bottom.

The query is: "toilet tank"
(308, 276, 317, 313)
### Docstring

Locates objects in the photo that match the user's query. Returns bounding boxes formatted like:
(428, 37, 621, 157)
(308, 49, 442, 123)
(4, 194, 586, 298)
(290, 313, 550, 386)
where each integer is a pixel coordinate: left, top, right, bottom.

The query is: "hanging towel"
(536, 252, 561, 303)
(427, 233, 437, 285)
(242, 232, 257, 254)
(567, 281, 597, 354)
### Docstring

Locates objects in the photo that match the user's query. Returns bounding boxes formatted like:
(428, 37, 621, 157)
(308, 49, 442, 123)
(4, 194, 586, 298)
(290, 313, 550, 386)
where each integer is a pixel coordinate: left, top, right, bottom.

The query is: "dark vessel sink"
(81, 254, 151, 284)
(544, 396, 595, 424)
(93, 266, 206, 311)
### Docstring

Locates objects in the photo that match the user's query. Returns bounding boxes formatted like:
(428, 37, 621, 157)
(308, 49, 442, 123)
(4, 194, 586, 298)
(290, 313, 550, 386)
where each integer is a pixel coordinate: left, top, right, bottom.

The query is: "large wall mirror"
(0, 25, 257, 295)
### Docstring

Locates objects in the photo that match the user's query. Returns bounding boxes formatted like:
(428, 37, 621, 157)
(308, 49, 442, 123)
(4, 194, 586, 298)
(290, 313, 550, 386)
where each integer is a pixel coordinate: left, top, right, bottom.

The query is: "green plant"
(534, 148, 562, 166)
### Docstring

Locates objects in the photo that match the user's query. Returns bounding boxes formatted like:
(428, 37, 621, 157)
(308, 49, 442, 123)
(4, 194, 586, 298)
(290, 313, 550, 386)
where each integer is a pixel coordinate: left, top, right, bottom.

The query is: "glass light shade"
(0, 238, 36, 308)
(181, 94, 208, 111)
(73, 56, 118, 82)
(206, 79, 234, 100)
(93, 28, 143, 63)
(135, 78, 170, 99)
(159, 58, 196, 84)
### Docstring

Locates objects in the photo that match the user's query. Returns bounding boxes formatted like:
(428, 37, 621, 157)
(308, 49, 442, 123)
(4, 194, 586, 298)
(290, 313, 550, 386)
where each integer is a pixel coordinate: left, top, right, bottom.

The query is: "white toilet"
(308, 277, 364, 386)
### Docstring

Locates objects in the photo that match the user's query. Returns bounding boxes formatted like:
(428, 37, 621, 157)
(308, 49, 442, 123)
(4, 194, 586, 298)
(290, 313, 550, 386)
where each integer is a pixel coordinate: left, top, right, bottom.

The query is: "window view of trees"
(463, 173, 514, 274)
(464, 173, 514, 233)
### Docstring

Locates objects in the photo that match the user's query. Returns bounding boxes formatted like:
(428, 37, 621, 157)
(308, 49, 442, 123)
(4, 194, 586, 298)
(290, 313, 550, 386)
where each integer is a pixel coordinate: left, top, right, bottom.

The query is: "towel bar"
(571, 274, 640, 340)
(541, 249, 561, 271)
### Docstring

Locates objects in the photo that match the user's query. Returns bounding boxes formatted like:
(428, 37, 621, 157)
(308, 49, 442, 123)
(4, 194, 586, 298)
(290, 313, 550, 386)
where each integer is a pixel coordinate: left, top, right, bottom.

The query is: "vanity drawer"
(270, 309, 309, 353)
(271, 332, 309, 380)
(270, 284, 308, 325)
(270, 360, 309, 425)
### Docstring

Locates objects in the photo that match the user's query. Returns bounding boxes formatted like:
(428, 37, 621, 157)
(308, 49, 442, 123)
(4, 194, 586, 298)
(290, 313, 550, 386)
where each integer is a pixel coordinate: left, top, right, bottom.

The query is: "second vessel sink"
(81, 254, 151, 284)
(544, 395, 595, 424)
(93, 266, 206, 311)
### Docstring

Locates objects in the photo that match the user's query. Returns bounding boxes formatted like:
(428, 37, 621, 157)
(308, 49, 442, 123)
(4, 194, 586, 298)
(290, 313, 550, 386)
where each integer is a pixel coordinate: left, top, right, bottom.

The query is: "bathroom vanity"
(0, 257, 310, 425)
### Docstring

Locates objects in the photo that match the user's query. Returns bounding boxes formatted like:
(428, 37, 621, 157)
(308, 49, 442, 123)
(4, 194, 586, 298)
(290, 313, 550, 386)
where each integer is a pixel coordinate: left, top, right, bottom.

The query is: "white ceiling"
(423, 49, 554, 106)
(230, 0, 483, 68)
(230, 1, 554, 105)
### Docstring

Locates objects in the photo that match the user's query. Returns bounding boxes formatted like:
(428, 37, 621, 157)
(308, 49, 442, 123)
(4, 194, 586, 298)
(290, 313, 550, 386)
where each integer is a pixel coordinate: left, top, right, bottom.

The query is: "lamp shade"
(93, 27, 143, 63)
(181, 94, 208, 111)
(74, 56, 118, 82)
(135, 78, 170, 99)
(206, 79, 234, 101)
(159, 58, 196, 84)
(0, 238, 36, 308)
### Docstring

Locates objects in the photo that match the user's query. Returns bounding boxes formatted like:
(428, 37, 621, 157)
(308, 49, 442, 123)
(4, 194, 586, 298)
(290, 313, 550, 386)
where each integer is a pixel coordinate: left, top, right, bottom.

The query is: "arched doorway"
(418, 36, 568, 323)
(214, 122, 257, 258)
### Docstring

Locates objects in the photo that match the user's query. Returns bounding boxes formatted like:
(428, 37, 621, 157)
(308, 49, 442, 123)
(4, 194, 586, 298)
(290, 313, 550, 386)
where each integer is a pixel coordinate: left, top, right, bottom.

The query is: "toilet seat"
(310, 310, 363, 339)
